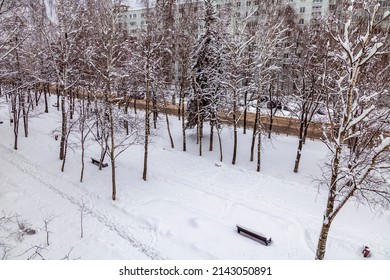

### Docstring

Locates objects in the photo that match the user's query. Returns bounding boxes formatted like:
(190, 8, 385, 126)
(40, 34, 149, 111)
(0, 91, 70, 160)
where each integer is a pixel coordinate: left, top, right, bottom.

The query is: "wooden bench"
(236, 225, 271, 246)
(91, 157, 108, 168)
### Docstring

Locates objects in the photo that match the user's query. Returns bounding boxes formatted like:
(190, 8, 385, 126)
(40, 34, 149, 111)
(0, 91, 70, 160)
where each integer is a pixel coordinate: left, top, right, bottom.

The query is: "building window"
(246, 1, 251, 6)
(300, 7, 305, 13)
(299, 18, 304, 24)
(237, 2, 241, 7)
(246, 21, 256, 28)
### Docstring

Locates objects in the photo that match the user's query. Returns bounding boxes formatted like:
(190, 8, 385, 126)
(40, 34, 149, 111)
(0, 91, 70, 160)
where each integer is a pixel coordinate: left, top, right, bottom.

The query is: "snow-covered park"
(1, 102, 389, 260)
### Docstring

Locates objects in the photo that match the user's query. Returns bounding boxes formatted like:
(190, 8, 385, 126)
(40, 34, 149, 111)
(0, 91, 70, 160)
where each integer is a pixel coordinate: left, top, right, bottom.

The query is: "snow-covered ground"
(0, 100, 389, 260)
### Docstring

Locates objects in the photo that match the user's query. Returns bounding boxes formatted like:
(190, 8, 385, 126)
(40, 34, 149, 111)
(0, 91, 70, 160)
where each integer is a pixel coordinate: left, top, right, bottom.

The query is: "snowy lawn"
(0, 103, 389, 260)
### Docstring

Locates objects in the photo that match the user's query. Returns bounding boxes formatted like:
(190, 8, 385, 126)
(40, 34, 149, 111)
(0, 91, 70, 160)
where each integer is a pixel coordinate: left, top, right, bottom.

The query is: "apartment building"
(117, 0, 332, 35)
(285, 0, 330, 25)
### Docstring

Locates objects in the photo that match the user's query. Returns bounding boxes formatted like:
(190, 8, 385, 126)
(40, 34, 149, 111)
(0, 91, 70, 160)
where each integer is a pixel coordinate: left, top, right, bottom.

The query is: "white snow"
(345, 104, 375, 131)
(0, 99, 389, 260)
(374, 137, 390, 154)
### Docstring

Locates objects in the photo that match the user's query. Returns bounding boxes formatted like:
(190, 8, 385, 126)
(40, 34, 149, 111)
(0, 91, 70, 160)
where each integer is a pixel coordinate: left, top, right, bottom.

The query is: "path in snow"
(0, 144, 165, 260)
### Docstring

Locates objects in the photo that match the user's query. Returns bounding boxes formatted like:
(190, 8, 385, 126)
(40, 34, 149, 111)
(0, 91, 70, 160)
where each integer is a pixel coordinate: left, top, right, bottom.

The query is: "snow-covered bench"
(236, 225, 272, 246)
(91, 157, 108, 168)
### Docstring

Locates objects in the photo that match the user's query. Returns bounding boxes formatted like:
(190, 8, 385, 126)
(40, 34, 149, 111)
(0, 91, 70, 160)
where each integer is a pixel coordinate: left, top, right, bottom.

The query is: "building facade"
(117, 0, 332, 35)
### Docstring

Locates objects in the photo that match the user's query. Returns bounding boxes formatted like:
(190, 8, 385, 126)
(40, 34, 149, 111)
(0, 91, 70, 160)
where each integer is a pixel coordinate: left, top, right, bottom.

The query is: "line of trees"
(1, 0, 389, 260)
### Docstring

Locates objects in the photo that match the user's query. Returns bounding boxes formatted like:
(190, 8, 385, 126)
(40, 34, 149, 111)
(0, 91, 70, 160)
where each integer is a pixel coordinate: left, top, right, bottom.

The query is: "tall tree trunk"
(268, 84, 274, 139)
(61, 117, 71, 173)
(152, 95, 158, 129)
(302, 116, 310, 145)
(232, 89, 238, 164)
(109, 102, 116, 200)
(124, 103, 129, 135)
(59, 92, 66, 160)
(293, 137, 304, 173)
(164, 101, 174, 149)
(44, 86, 48, 113)
(99, 140, 108, 171)
(143, 70, 151, 181)
(315, 220, 332, 260)
(12, 93, 19, 150)
(178, 90, 181, 120)
(196, 96, 200, 145)
(80, 137, 85, 182)
(133, 98, 137, 114)
(61, 137, 68, 172)
(217, 126, 223, 162)
(243, 89, 248, 135)
(257, 123, 261, 172)
(250, 101, 260, 162)
(199, 120, 203, 157)
(22, 91, 28, 138)
(69, 90, 74, 120)
(293, 110, 306, 173)
(34, 88, 39, 107)
(209, 120, 214, 151)
(180, 86, 186, 151)
(268, 110, 274, 139)
(56, 85, 60, 111)
(315, 145, 341, 259)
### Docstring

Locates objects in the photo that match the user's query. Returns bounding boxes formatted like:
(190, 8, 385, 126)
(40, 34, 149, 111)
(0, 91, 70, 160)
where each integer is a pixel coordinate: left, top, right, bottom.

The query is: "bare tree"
(173, 1, 197, 152)
(132, 0, 172, 181)
(85, 0, 141, 200)
(0, 212, 17, 260)
(315, 1, 390, 260)
(76, 91, 94, 183)
(0, 1, 34, 150)
(79, 200, 91, 239)
(250, 4, 288, 171)
(221, 5, 256, 165)
(42, 0, 84, 161)
(291, 20, 328, 173)
(43, 216, 54, 246)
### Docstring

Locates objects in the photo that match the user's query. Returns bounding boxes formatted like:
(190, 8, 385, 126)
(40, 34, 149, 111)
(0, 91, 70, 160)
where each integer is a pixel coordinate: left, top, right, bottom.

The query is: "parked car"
(267, 100, 282, 110)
